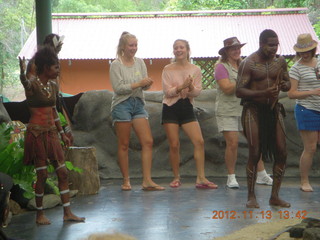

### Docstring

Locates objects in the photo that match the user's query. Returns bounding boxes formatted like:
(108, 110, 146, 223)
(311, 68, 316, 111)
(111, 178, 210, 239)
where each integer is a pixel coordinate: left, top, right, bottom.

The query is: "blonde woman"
(162, 39, 218, 189)
(110, 32, 164, 191)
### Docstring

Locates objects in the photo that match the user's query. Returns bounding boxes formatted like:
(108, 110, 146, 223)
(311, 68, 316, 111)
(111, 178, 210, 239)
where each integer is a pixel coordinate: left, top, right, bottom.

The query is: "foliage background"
(0, 0, 319, 99)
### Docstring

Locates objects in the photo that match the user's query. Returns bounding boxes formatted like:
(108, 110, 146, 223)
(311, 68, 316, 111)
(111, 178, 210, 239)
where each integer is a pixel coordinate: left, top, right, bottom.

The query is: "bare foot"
(121, 183, 132, 191)
(300, 183, 313, 192)
(63, 212, 85, 222)
(246, 198, 260, 208)
(36, 211, 51, 225)
(269, 197, 291, 207)
(121, 178, 131, 191)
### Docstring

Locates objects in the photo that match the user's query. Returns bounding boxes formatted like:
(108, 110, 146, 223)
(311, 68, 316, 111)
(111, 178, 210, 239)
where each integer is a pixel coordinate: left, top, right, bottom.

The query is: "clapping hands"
(177, 75, 194, 93)
(140, 77, 153, 88)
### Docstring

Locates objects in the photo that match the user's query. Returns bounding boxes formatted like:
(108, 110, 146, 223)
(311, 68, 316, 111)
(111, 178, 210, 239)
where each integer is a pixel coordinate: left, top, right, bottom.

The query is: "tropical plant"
(0, 123, 35, 199)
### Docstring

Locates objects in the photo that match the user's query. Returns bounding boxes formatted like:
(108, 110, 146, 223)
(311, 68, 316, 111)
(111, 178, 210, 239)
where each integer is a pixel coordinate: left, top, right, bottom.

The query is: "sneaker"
(226, 174, 239, 189)
(256, 174, 273, 186)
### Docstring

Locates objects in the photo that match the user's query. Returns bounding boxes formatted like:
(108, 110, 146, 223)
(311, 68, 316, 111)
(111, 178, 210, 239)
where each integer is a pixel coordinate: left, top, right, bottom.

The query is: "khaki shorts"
(216, 116, 242, 132)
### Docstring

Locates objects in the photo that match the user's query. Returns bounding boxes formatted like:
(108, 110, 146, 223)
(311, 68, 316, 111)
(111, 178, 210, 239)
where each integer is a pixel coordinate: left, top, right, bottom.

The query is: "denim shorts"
(216, 116, 242, 132)
(162, 98, 197, 126)
(294, 104, 320, 131)
(112, 97, 148, 123)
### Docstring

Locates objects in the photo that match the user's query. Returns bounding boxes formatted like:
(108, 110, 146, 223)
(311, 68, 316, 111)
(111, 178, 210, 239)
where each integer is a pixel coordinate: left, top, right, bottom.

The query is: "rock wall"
(71, 89, 320, 179)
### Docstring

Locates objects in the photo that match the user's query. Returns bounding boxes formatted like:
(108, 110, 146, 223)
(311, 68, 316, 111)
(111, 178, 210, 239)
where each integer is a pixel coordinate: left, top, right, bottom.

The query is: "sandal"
(195, 181, 218, 189)
(169, 180, 181, 188)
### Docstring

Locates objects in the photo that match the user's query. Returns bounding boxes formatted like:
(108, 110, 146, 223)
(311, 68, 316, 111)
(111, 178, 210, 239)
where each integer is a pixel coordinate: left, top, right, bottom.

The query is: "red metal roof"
(19, 9, 319, 60)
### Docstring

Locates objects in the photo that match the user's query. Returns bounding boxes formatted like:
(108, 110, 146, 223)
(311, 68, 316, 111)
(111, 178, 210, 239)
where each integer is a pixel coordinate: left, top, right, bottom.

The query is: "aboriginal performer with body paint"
(19, 46, 85, 225)
(236, 29, 291, 208)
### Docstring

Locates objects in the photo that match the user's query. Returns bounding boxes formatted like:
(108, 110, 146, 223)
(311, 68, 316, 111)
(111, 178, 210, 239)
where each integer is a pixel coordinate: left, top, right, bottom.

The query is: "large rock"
(71, 89, 320, 179)
(0, 101, 10, 123)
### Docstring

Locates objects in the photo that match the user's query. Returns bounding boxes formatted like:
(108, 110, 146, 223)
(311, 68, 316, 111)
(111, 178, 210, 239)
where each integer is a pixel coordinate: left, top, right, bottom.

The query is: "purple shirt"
(214, 63, 229, 81)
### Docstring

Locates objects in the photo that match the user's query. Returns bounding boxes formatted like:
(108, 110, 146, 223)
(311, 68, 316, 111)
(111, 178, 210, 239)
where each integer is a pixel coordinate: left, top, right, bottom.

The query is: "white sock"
(228, 174, 236, 178)
(257, 169, 267, 177)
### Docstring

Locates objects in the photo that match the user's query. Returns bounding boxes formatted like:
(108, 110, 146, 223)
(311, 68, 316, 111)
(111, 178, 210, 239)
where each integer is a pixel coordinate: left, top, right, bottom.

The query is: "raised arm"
(19, 57, 31, 90)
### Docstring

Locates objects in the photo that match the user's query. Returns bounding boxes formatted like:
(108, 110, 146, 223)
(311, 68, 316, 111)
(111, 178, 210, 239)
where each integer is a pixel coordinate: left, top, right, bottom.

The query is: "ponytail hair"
(116, 32, 137, 59)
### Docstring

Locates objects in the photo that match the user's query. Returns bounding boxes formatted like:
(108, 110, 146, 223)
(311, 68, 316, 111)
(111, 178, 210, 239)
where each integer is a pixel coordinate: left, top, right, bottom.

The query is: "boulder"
(71, 89, 319, 179)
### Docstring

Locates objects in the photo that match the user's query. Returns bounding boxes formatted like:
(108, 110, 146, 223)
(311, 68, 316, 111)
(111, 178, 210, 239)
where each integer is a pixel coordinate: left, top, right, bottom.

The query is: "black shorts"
(162, 98, 197, 125)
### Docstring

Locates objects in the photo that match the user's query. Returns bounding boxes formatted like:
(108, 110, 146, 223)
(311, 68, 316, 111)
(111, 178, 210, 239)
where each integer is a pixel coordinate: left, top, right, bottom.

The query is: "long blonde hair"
(116, 31, 137, 59)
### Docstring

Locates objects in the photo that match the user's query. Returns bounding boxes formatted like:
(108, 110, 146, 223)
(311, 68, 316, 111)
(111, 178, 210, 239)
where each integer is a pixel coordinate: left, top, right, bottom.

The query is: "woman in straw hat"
(288, 33, 320, 192)
(214, 37, 273, 189)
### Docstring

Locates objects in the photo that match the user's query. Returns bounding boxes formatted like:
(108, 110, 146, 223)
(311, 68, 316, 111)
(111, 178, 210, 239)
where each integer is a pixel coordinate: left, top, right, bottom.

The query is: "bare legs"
(164, 121, 217, 188)
(115, 118, 163, 190)
(243, 107, 289, 208)
(115, 122, 132, 190)
(163, 123, 181, 185)
(35, 164, 85, 225)
(223, 131, 239, 175)
(299, 130, 318, 192)
(35, 166, 51, 225)
(223, 131, 270, 188)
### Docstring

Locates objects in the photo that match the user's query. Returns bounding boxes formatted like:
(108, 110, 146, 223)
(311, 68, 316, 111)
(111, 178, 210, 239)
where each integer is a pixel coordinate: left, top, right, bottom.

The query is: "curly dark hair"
(259, 29, 278, 44)
(34, 46, 59, 75)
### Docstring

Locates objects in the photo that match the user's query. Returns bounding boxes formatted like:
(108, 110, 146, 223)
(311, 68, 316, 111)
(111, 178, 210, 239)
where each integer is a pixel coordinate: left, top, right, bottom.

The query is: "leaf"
(65, 161, 83, 173)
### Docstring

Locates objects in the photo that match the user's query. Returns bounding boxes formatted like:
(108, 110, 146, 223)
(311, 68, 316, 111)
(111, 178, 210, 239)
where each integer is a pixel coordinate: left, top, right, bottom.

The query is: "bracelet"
(59, 130, 64, 135)
(54, 117, 60, 122)
(63, 125, 71, 133)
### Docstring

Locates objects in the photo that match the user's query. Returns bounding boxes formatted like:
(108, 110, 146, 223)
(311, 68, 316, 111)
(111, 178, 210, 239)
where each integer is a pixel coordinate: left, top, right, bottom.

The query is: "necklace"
(37, 77, 52, 98)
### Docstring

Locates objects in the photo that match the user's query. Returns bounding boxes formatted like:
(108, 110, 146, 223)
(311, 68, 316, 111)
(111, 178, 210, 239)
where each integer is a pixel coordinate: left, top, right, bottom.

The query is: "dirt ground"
(213, 219, 302, 240)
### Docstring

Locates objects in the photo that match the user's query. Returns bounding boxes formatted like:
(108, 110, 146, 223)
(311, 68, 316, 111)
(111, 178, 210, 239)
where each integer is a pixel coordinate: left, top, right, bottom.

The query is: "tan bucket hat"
(218, 37, 246, 55)
(293, 33, 318, 52)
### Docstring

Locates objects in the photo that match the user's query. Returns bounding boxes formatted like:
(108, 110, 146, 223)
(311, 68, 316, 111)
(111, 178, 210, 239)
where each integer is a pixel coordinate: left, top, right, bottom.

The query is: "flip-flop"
(169, 180, 181, 188)
(195, 181, 218, 189)
(142, 185, 165, 191)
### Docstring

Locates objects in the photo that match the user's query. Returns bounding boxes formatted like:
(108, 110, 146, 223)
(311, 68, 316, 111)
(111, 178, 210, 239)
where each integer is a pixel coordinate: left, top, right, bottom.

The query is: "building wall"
(59, 58, 170, 95)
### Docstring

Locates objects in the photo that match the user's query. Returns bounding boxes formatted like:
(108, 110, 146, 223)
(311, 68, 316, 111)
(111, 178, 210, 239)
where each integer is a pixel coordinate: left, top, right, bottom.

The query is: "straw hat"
(293, 33, 318, 52)
(218, 37, 246, 55)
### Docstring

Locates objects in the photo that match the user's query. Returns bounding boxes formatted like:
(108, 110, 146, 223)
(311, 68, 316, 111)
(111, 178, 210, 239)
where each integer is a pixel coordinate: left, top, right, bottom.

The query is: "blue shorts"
(111, 97, 148, 124)
(294, 104, 320, 131)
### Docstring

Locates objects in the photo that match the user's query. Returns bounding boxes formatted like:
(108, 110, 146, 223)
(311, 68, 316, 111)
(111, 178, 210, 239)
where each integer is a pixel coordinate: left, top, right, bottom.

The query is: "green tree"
(53, 0, 104, 13)
(0, 0, 35, 97)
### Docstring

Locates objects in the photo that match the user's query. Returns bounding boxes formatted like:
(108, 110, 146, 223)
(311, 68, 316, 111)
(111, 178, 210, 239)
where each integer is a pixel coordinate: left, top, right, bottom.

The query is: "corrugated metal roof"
(18, 11, 319, 60)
